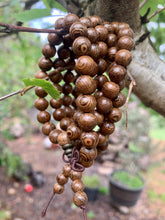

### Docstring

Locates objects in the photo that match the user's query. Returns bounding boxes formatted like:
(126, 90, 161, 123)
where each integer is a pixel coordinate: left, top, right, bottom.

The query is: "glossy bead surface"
(75, 75, 97, 94)
(50, 98, 62, 109)
(80, 146, 97, 161)
(57, 45, 71, 59)
(100, 122, 115, 135)
(71, 179, 84, 193)
(78, 113, 97, 131)
(47, 33, 62, 46)
(38, 57, 52, 71)
(63, 164, 71, 177)
(97, 133, 107, 146)
(49, 129, 61, 144)
(73, 110, 83, 125)
(76, 94, 96, 113)
(42, 122, 55, 136)
(53, 108, 65, 121)
(56, 173, 68, 185)
(118, 27, 134, 38)
(42, 43, 56, 58)
(95, 75, 108, 90)
(53, 58, 66, 69)
(35, 87, 47, 98)
(95, 25, 108, 41)
(49, 70, 63, 83)
(94, 91, 103, 100)
(112, 92, 126, 107)
(90, 15, 102, 27)
(107, 34, 117, 47)
(55, 17, 64, 29)
(72, 36, 91, 56)
(102, 81, 120, 99)
(93, 111, 104, 125)
(60, 117, 72, 131)
(62, 83, 72, 95)
(118, 36, 134, 51)
(81, 132, 99, 149)
(97, 58, 107, 74)
(80, 17, 92, 27)
(98, 41, 108, 57)
(35, 98, 48, 111)
(87, 28, 99, 43)
(62, 95, 72, 106)
(90, 43, 100, 60)
(69, 22, 88, 39)
(67, 123, 81, 140)
(64, 106, 74, 118)
(107, 47, 117, 61)
(115, 49, 132, 66)
(37, 111, 51, 123)
(57, 131, 70, 146)
(63, 14, 79, 31)
(35, 70, 47, 79)
(63, 71, 75, 83)
(70, 170, 82, 181)
(53, 183, 64, 194)
(97, 97, 113, 114)
(108, 65, 127, 83)
(79, 158, 94, 168)
(73, 191, 88, 207)
(97, 141, 108, 151)
(107, 108, 122, 123)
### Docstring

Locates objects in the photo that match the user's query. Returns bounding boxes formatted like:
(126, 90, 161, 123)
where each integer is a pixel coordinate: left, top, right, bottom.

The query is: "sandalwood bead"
(104, 22, 115, 33)
(112, 92, 126, 107)
(42, 122, 55, 136)
(73, 191, 88, 207)
(78, 113, 97, 131)
(102, 81, 120, 99)
(57, 131, 71, 146)
(73, 110, 83, 125)
(49, 70, 63, 83)
(95, 75, 108, 90)
(50, 98, 62, 109)
(62, 83, 72, 95)
(35, 98, 48, 111)
(60, 117, 72, 131)
(119, 80, 125, 91)
(56, 173, 68, 185)
(87, 28, 99, 43)
(100, 121, 115, 135)
(119, 22, 130, 30)
(107, 34, 117, 47)
(108, 108, 122, 123)
(58, 45, 71, 59)
(64, 106, 74, 118)
(42, 43, 56, 58)
(63, 164, 71, 177)
(97, 96, 113, 114)
(73, 36, 91, 56)
(76, 94, 96, 113)
(63, 14, 79, 31)
(118, 27, 134, 39)
(75, 75, 97, 95)
(98, 41, 108, 57)
(63, 34, 73, 47)
(55, 17, 64, 29)
(49, 129, 62, 144)
(81, 132, 99, 149)
(118, 36, 134, 51)
(80, 146, 97, 161)
(115, 49, 132, 67)
(69, 22, 88, 39)
(111, 21, 119, 34)
(63, 95, 72, 106)
(38, 57, 52, 71)
(90, 43, 100, 60)
(97, 133, 107, 146)
(79, 158, 94, 168)
(97, 58, 107, 74)
(37, 111, 51, 123)
(71, 179, 84, 193)
(108, 65, 127, 83)
(35, 70, 47, 79)
(53, 58, 66, 69)
(35, 87, 47, 98)
(93, 111, 104, 125)
(47, 33, 62, 46)
(97, 141, 108, 151)
(63, 71, 75, 83)
(53, 108, 65, 121)
(107, 47, 117, 61)
(80, 17, 92, 27)
(94, 91, 103, 100)
(90, 15, 103, 27)
(67, 123, 81, 140)
(95, 25, 108, 41)
(54, 83, 63, 93)
(53, 183, 64, 194)
(70, 170, 82, 181)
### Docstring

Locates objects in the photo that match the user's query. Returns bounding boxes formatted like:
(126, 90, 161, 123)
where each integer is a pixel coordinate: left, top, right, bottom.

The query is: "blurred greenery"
(0, 210, 11, 220)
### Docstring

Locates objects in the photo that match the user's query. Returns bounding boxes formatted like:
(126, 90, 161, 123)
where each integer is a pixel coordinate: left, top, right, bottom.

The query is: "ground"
(0, 134, 165, 220)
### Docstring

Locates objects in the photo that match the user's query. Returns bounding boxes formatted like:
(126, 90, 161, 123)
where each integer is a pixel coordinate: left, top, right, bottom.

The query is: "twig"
(147, 7, 165, 20)
(135, 31, 150, 46)
(140, 8, 150, 24)
(0, 23, 66, 35)
(139, 0, 148, 9)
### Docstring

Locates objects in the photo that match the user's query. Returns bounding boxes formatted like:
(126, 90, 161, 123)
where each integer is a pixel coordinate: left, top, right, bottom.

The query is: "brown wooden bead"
(57, 131, 70, 146)
(49, 129, 61, 144)
(72, 86, 81, 98)
(97, 141, 108, 151)
(63, 14, 80, 31)
(97, 97, 113, 114)
(73, 110, 83, 125)
(100, 122, 115, 135)
(78, 113, 97, 131)
(53, 108, 65, 121)
(35, 87, 47, 98)
(104, 22, 115, 33)
(94, 90, 103, 100)
(107, 108, 122, 123)
(56, 173, 68, 185)
(37, 111, 50, 124)
(63, 33, 73, 47)
(64, 106, 74, 118)
(107, 34, 117, 47)
(73, 191, 88, 207)
(49, 70, 63, 83)
(53, 83, 63, 93)
(75, 139, 82, 150)
(42, 122, 55, 136)
(35, 98, 48, 111)
(76, 94, 96, 113)
(109, 61, 118, 69)
(80, 17, 92, 27)
(81, 131, 99, 149)
(53, 183, 64, 194)
(115, 49, 132, 66)
(118, 27, 134, 38)
(53, 58, 66, 69)
(97, 58, 107, 74)
(72, 36, 91, 56)
(90, 15, 103, 27)
(80, 146, 97, 161)
(108, 65, 127, 83)
(102, 82, 120, 99)
(62, 83, 72, 95)
(67, 123, 81, 140)
(119, 79, 125, 91)
(75, 55, 98, 76)
(90, 43, 100, 60)
(35, 70, 47, 79)
(63, 71, 75, 83)
(69, 22, 87, 39)
(75, 75, 97, 95)
(118, 36, 134, 51)
(38, 57, 52, 71)
(50, 98, 62, 109)
(70, 170, 82, 181)
(107, 47, 117, 61)
(87, 27, 99, 43)
(71, 179, 84, 193)
(42, 43, 56, 58)
(60, 117, 72, 131)
(95, 75, 108, 90)
(111, 21, 119, 34)
(97, 132, 107, 146)
(62, 95, 72, 106)
(55, 17, 64, 29)
(95, 25, 108, 41)
(98, 41, 108, 57)
(57, 45, 71, 59)
(79, 158, 94, 168)
(93, 111, 104, 125)
(112, 92, 126, 107)
(47, 33, 62, 46)
(63, 164, 71, 177)
(119, 22, 130, 30)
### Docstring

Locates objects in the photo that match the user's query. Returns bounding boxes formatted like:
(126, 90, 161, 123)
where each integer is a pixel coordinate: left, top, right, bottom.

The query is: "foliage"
(83, 174, 100, 188)
(87, 211, 95, 219)
(0, 210, 11, 220)
(98, 186, 109, 195)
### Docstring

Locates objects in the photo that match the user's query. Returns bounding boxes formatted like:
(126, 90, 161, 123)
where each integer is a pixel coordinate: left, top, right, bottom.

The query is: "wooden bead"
(63, 34, 73, 48)
(97, 133, 107, 146)
(53, 183, 64, 194)
(107, 34, 117, 47)
(112, 92, 126, 107)
(73, 110, 83, 125)
(78, 113, 97, 131)
(94, 91, 103, 100)
(70, 170, 82, 181)
(63, 164, 71, 177)
(98, 41, 108, 57)
(118, 36, 134, 51)
(107, 108, 122, 123)
(81, 132, 99, 149)
(87, 28, 99, 43)
(55, 17, 64, 29)
(97, 58, 107, 74)
(100, 122, 115, 135)
(48, 70, 63, 83)
(35, 87, 47, 98)
(62, 83, 72, 95)
(50, 98, 62, 109)
(80, 146, 97, 161)
(64, 106, 74, 118)
(118, 27, 134, 38)
(53, 58, 66, 69)
(53, 83, 63, 93)
(72, 36, 91, 56)
(53, 108, 65, 121)
(79, 158, 94, 168)
(57, 131, 71, 146)
(90, 15, 103, 27)
(63, 14, 79, 31)
(115, 49, 132, 66)
(42, 43, 56, 58)
(102, 81, 120, 99)
(80, 17, 92, 27)
(63, 71, 75, 83)
(119, 79, 125, 91)
(107, 47, 117, 61)
(56, 173, 68, 185)
(35, 70, 47, 79)
(38, 57, 52, 71)
(97, 141, 108, 151)
(119, 22, 130, 30)
(67, 123, 81, 140)
(108, 65, 127, 83)
(75, 75, 97, 94)
(37, 111, 50, 123)
(111, 21, 119, 34)
(71, 179, 84, 193)
(62, 95, 72, 106)
(69, 22, 88, 39)
(75, 56, 98, 76)
(104, 22, 115, 33)
(57, 45, 71, 59)
(73, 191, 88, 207)
(76, 94, 96, 113)
(95, 25, 108, 41)
(42, 122, 55, 136)
(93, 111, 104, 125)
(60, 117, 72, 131)
(72, 86, 81, 98)
(90, 43, 100, 60)
(97, 97, 113, 114)
(35, 98, 48, 111)
(49, 129, 61, 144)
(47, 33, 62, 46)
(95, 75, 108, 90)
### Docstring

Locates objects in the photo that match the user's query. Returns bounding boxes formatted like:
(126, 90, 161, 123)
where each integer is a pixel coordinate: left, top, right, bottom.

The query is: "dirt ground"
(0, 134, 165, 220)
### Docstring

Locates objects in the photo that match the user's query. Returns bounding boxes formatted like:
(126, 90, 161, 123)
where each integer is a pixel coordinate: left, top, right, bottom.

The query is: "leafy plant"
(83, 174, 100, 188)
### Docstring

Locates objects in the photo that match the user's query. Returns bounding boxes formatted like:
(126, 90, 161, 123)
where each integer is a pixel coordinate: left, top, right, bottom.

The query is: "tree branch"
(147, 7, 165, 20)
(139, 0, 148, 9)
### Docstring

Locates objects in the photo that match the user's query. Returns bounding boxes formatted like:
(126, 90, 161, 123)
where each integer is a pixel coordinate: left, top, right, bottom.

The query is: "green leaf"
(42, 0, 67, 12)
(14, 8, 52, 22)
(87, 211, 95, 218)
(23, 78, 60, 100)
